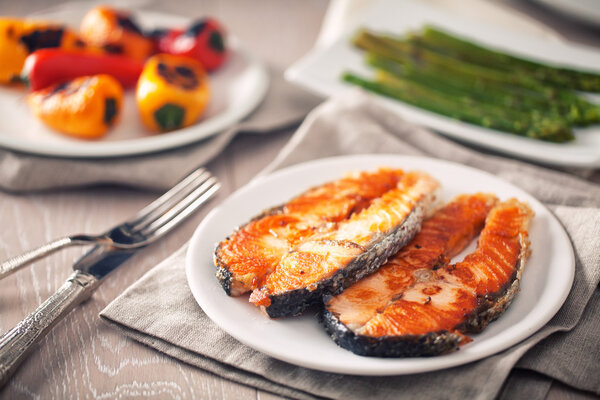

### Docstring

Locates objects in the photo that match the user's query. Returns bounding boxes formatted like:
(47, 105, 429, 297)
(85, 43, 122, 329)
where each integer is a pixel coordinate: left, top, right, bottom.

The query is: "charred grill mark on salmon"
(214, 168, 404, 296)
(249, 171, 440, 318)
(323, 198, 533, 357)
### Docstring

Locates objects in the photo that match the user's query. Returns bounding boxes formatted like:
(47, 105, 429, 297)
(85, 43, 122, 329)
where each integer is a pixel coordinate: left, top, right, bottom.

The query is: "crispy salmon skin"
(323, 197, 533, 357)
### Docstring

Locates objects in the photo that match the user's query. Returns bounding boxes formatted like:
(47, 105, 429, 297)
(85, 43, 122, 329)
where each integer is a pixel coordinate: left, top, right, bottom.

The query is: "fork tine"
(126, 167, 210, 229)
(136, 177, 220, 241)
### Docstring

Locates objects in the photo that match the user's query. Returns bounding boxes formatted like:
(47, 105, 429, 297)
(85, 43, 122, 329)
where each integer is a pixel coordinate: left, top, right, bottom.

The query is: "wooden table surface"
(0, 1, 598, 399)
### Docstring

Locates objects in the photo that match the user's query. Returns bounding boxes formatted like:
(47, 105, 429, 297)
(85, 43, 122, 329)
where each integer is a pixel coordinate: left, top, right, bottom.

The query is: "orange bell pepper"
(27, 74, 123, 139)
(80, 6, 154, 62)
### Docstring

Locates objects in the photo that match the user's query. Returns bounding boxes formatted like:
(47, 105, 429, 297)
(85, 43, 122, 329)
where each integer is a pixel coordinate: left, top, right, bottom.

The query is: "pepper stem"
(154, 103, 185, 131)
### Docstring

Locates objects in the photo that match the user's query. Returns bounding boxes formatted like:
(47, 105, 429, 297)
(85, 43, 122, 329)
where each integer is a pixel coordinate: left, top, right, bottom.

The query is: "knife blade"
(74, 243, 135, 279)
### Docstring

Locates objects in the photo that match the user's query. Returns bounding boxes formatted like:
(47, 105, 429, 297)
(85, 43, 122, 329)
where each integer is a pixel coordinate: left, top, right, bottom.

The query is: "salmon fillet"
(325, 193, 498, 329)
(250, 171, 440, 318)
(215, 168, 405, 296)
(323, 198, 533, 357)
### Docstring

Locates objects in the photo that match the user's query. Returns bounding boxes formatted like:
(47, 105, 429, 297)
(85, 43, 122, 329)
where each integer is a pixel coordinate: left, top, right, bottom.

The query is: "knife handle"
(0, 271, 98, 387)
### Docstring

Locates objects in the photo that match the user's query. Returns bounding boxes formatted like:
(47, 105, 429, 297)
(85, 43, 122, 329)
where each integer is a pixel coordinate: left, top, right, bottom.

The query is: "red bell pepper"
(22, 49, 143, 91)
(156, 18, 229, 71)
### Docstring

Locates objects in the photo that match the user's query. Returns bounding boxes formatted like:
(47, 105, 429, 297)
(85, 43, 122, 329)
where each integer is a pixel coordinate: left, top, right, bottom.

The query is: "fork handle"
(0, 270, 98, 387)
(0, 237, 75, 280)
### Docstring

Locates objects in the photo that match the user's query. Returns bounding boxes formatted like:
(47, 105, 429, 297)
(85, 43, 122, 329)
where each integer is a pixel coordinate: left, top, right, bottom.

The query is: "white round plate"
(186, 154, 575, 375)
(0, 4, 269, 158)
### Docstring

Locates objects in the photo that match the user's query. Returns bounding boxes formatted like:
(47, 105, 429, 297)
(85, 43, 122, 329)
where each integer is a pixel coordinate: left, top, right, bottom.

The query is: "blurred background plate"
(286, 0, 600, 168)
(0, 3, 269, 158)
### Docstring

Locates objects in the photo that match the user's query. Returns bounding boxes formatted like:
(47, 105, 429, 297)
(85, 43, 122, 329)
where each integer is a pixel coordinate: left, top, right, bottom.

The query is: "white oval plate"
(0, 4, 268, 158)
(285, 0, 600, 168)
(532, 0, 600, 28)
(186, 154, 575, 375)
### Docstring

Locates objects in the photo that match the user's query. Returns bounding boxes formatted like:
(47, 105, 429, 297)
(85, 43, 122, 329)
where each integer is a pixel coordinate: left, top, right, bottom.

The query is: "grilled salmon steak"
(323, 198, 533, 357)
(215, 168, 405, 296)
(249, 171, 440, 317)
(324, 194, 498, 328)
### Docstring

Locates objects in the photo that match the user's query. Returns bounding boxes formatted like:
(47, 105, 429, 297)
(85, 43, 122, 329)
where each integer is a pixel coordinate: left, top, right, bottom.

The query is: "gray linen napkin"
(0, 67, 320, 192)
(100, 91, 600, 400)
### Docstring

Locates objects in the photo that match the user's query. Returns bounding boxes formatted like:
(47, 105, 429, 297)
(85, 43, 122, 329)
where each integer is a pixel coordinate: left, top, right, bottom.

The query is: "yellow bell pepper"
(27, 74, 123, 139)
(80, 6, 154, 62)
(0, 18, 84, 84)
(136, 54, 210, 132)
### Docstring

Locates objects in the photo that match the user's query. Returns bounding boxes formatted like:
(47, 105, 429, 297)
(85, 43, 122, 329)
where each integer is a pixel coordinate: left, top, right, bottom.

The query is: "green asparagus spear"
(342, 71, 574, 142)
(357, 29, 598, 103)
(367, 53, 538, 107)
(366, 52, 600, 126)
(412, 26, 600, 92)
(353, 30, 548, 93)
(376, 70, 573, 141)
(353, 29, 600, 126)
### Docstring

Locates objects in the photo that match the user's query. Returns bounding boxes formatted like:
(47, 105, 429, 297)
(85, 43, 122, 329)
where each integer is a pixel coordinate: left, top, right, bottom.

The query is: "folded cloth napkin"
(100, 91, 600, 400)
(0, 67, 320, 193)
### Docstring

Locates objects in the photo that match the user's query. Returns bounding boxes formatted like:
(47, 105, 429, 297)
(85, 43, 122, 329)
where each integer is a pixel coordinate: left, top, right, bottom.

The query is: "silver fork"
(0, 166, 220, 387)
(0, 167, 220, 280)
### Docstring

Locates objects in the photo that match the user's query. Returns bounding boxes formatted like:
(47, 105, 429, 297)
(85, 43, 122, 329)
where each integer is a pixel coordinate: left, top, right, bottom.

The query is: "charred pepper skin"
(136, 54, 210, 132)
(156, 17, 228, 71)
(79, 6, 154, 62)
(27, 74, 123, 138)
(0, 18, 84, 84)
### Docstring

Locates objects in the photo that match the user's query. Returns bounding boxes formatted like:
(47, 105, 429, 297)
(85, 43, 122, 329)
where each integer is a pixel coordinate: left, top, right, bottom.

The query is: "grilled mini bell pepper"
(136, 54, 210, 132)
(22, 48, 143, 91)
(80, 6, 154, 62)
(27, 74, 123, 138)
(0, 18, 84, 84)
(155, 18, 228, 71)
